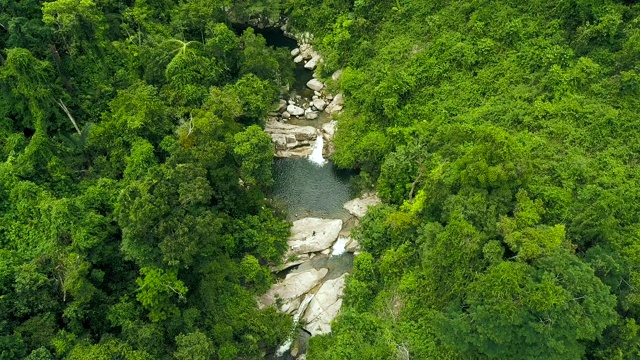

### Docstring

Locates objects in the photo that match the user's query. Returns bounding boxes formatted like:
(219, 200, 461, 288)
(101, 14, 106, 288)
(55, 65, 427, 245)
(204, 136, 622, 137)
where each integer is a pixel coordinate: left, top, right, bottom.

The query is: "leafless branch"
(56, 99, 81, 135)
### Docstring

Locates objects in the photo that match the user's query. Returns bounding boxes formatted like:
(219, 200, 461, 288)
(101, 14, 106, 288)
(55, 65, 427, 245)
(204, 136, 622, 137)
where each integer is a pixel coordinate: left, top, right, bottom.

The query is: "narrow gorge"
(247, 26, 379, 359)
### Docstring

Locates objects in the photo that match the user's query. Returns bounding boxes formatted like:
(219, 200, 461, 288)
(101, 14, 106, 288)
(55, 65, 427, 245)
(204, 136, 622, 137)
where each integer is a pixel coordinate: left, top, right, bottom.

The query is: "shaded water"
(270, 159, 354, 221)
(232, 23, 313, 98)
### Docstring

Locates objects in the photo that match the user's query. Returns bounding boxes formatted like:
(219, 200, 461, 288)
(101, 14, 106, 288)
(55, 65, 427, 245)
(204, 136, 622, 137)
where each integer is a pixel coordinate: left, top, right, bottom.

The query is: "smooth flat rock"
(305, 111, 319, 120)
(288, 218, 343, 255)
(265, 120, 317, 141)
(304, 55, 321, 70)
(306, 79, 324, 92)
(287, 104, 305, 116)
(343, 193, 381, 218)
(294, 55, 304, 63)
(291, 48, 300, 57)
(303, 274, 347, 336)
(259, 268, 329, 311)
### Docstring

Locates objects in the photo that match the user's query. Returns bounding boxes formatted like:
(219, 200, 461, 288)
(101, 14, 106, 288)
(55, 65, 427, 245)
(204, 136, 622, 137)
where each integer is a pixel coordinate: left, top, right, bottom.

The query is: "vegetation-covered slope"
(282, 0, 640, 359)
(0, 1, 296, 359)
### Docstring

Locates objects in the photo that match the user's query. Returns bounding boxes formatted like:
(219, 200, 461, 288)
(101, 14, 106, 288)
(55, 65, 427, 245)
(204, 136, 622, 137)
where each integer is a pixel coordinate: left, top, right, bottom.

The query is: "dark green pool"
(270, 159, 354, 221)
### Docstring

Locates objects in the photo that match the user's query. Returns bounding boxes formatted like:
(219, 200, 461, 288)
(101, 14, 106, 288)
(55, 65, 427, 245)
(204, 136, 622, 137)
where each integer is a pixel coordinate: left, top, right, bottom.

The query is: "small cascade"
(331, 236, 350, 256)
(308, 135, 326, 166)
(275, 293, 316, 357)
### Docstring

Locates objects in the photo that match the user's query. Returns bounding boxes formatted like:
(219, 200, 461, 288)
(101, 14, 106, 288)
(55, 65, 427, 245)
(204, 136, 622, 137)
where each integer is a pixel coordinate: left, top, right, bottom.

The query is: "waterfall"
(331, 236, 350, 256)
(308, 135, 326, 166)
(275, 293, 316, 357)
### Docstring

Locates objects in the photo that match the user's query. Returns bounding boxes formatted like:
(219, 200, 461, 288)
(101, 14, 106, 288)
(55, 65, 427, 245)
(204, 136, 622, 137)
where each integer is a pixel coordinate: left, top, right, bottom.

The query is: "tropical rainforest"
(2, 0, 640, 359)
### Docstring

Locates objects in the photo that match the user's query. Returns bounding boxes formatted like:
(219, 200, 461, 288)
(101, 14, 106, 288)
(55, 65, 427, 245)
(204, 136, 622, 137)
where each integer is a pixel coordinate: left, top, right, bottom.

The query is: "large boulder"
(265, 120, 317, 141)
(343, 193, 381, 218)
(288, 218, 343, 255)
(303, 274, 347, 335)
(322, 121, 337, 158)
(312, 99, 327, 111)
(306, 79, 324, 92)
(304, 55, 322, 70)
(271, 133, 288, 151)
(322, 120, 336, 138)
(287, 104, 305, 116)
(259, 268, 329, 313)
(324, 93, 344, 114)
(265, 120, 319, 158)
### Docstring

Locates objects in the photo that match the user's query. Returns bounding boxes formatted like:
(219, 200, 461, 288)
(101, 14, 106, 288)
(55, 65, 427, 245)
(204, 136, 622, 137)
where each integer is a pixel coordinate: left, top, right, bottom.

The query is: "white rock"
(282, 111, 291, 119)
(313, 99, 327, 111)
(259, 268, 329, 311)
(321, 249, 331, 255)
(314, 91, 322, 97)
(291, 48, 300, 57)
(332, 69, 343, 81)
(265, 120, 317, 141)
(322, 120, 337, 138)
(287, 104, 305, 116)
(305, 111, 318, 120)
(303, 274, 347, 336)
(294, 55, 304, 63)
(288, 100, 295, 105)
(325, 93, 344, 114)
(312, 95, 319, 100)
(322, 120, 337, 158)
(343, 193, 381, 218)
(306, 79, 324, 91)
(304, 55, 321, 70)
(346, 238, 360, 253)
(288, 218, 343, 255)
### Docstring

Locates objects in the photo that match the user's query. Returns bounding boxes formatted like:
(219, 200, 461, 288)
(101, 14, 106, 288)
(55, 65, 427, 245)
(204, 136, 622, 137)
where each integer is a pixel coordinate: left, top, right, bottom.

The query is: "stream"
(238, 24, 362, 360)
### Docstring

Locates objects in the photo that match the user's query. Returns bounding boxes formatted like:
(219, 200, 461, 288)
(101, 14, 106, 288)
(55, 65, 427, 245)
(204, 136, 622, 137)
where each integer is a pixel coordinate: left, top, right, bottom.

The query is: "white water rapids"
(275, 293, 316, 357)
(308, 135, 326, 166)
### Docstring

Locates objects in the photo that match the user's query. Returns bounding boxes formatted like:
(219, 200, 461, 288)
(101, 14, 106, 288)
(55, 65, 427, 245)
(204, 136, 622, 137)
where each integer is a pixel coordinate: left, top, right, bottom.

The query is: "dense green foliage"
(5, 0, 640, 359)
(0, 1, 295, 359)
(283, 0, 640, 359)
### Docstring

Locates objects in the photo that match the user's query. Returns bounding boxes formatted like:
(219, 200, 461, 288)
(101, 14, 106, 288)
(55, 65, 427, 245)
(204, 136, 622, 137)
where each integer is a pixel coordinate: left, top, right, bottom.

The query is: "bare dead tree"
(56, 99, 81, 135)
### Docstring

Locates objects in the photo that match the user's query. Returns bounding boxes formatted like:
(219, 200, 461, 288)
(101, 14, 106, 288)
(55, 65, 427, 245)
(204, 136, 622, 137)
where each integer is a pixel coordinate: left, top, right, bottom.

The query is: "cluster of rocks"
(265, 120, 319, 158)
(265, 41, 346, 159)
(269, 76, 344, 123)
(258, 193, 381, 349)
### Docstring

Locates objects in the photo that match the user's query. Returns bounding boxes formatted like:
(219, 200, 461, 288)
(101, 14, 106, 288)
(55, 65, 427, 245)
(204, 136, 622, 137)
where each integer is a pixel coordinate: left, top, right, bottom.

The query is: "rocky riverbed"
(265, 40, 344, 159)
(256, 27, 379, 359)
(260, 193, 380, 359)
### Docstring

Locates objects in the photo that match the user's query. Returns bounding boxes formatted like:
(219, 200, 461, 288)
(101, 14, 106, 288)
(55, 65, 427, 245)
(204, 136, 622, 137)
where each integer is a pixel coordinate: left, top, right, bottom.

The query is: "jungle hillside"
(2, 0, 640, 359)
